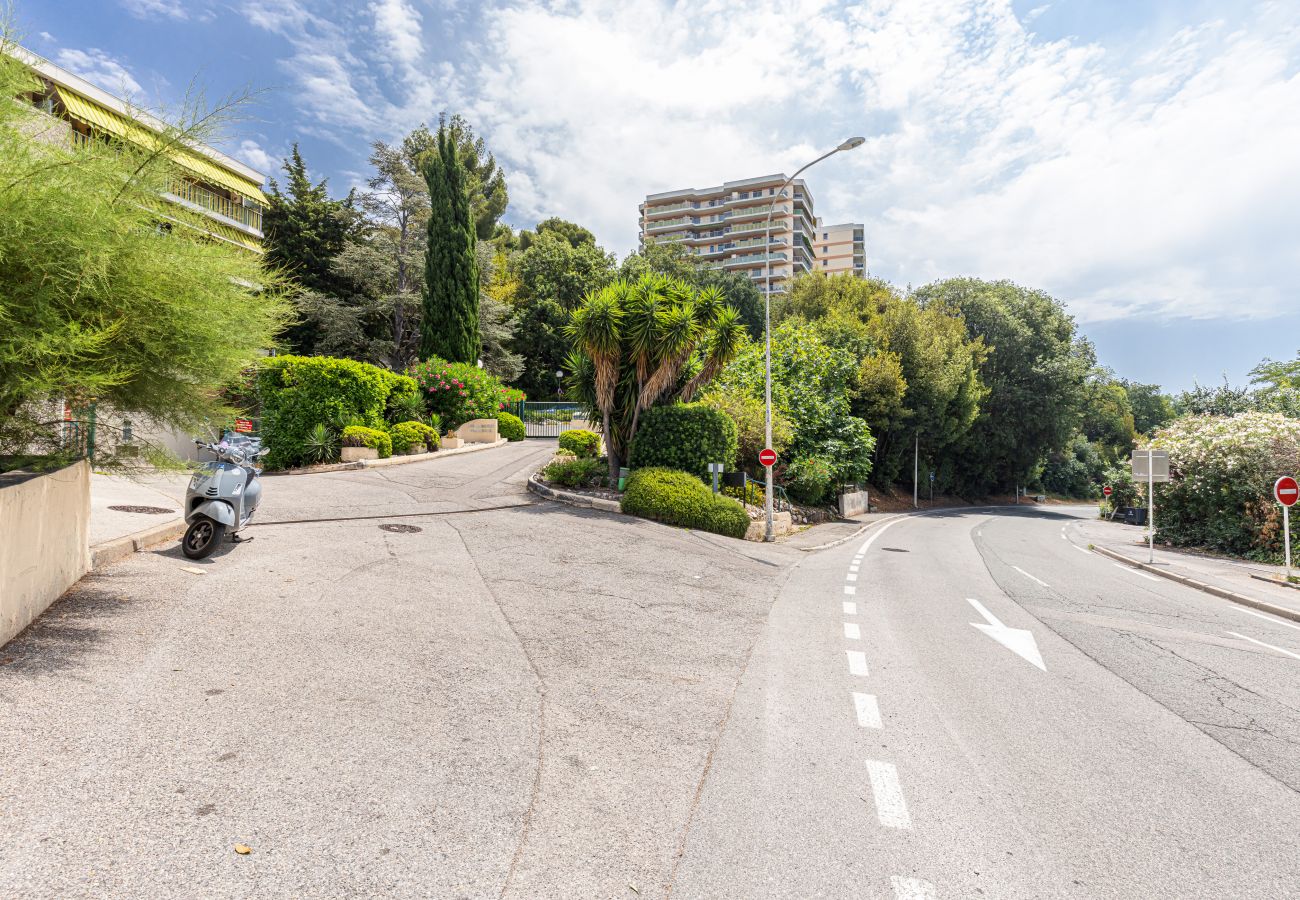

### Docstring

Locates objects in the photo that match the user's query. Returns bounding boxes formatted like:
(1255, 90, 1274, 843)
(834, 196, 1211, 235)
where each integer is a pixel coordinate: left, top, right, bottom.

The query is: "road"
(4, 453, 1300, 898)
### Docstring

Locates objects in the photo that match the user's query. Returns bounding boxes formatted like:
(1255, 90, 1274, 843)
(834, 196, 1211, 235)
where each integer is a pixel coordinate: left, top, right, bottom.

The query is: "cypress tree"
(419, 125, 480, 363)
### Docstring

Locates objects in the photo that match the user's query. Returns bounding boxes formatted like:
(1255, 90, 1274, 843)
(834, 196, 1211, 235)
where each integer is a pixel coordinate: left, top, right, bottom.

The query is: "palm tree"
(566, 282, 624, 477)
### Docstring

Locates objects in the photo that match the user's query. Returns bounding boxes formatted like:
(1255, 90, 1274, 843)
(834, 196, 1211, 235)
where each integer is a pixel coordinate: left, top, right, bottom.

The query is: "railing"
(509, 402, 590, 438)
(645, 200, 693, 216)
(644, 216, 693, 231)
(170, 179, 263, 231)
(729, 203, 783, 219)
(725, 252, 787, 266)
(729, 220, 788, 235)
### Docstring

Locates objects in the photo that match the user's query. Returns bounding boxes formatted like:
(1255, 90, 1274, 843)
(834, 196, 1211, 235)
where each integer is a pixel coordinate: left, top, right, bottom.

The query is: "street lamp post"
(763, 136, 865, 542)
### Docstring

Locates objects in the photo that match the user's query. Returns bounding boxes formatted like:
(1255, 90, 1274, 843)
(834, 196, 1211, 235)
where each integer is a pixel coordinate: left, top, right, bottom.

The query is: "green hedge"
(257, 355, 416, 469)
(558, 429, 601, 458)
(342, 425, 392, 458)
(495, 411, 526, 441)
(543, 456, 602, 487)
(629, 404, 738, 482)
(621, 467, 750, 539)
(390, 421, 439, 454)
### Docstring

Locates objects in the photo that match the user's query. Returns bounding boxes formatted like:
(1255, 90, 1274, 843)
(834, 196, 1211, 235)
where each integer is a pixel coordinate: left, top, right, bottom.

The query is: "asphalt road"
(6, 459, 1300, 898)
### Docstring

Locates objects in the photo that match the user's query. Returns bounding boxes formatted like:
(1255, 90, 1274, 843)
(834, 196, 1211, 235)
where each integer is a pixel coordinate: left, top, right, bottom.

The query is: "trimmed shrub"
(495, 411, 526, 441)
(257, 355, 416, 469)
(621, 467, 749, 539)
(558, 429, 601, 459)
(390, 421, 439, 454)
(407, 355, 525, 429)
(342, 425, 392, 458)
(543, 456, 602, 488)
(628, 403, 738, 482)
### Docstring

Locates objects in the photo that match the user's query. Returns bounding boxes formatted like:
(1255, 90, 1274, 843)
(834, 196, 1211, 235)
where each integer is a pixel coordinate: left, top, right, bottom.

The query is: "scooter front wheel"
(182, 518, 226, 559)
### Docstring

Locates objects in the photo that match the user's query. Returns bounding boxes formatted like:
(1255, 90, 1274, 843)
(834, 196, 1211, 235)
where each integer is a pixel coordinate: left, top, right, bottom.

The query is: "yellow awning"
(54, 86, 268, 205)
(206, 221, 264, 254)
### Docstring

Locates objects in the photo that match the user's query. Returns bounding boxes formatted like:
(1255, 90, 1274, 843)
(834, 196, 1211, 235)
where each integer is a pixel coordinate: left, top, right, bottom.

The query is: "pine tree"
(419, 125, 480, 363)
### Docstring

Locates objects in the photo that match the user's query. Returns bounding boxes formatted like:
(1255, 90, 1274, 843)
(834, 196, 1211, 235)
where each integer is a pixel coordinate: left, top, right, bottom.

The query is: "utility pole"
(913, 433, 919, 509)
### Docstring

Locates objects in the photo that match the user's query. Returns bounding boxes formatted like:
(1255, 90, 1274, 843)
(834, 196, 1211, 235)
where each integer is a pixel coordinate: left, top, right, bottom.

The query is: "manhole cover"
(379, 523, 422, 534)
(882, 547, 910, 553)
(108, 505, 175, 515)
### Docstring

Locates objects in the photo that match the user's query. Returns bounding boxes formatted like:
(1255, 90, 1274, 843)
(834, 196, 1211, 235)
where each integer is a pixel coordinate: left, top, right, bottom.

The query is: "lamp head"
(837, 136, 866, 151)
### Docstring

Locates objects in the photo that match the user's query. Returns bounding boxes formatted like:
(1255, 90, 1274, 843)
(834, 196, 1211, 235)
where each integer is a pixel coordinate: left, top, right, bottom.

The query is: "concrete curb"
(1090, 544, 1300, 625)
(90, 518, 186, 571)
(1250, 572, 1300, 592)
(268, 439, 510, 476)
(526, 475, 622, 514)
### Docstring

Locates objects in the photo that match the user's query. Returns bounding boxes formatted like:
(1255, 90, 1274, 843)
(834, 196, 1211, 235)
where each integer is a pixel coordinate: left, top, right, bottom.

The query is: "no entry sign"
(759, 448, 777, 467)
(1276, 476, 1299, 507)
(1102, 486, 1113, 498)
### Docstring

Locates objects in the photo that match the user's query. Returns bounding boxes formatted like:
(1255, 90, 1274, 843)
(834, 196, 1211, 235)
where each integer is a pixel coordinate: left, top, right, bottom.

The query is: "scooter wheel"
(182, 518, 226, 559)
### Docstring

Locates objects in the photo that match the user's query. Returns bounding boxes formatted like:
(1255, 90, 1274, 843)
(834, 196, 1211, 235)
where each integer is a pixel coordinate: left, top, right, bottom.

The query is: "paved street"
(5, 458, 1300, 898)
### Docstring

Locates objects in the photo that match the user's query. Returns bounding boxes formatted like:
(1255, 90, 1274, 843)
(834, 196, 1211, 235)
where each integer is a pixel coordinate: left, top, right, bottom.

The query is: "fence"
(509, 402, 591, 438)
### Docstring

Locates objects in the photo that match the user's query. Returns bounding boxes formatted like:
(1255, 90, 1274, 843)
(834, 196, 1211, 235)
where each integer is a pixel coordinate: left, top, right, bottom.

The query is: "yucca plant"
(302, 422, 339, 464)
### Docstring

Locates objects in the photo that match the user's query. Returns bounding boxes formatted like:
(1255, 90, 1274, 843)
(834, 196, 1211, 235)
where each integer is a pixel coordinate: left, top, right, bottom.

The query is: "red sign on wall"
(234, 418, 254, 434)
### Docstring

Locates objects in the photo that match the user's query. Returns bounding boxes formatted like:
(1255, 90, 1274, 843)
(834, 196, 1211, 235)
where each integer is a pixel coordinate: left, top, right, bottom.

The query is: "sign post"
(1275, 476, 1299, 579)
(1103, 485, 1113, 498)
(759, 448, 777, 468)
(1132, 449, 1170, 564)
(707, 462, 724, 495)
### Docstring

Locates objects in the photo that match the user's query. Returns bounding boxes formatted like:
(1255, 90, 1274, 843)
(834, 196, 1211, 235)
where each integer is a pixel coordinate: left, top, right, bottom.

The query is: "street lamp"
(763, 136, 865, 542)
(555, 369, 564, 399)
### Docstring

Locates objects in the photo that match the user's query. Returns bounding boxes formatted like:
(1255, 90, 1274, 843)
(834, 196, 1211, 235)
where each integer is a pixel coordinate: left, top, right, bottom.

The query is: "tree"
(476, 245, 524, 382)
(1172, 379, 1258, 417)
(404, 114, 508, 240)
(420, 123, 479, 363)
(566, 275, 746, 479)
(0, 43, 290, 460)
(1121, 380, 1177, 435)
(519, 216, 596, 250)
(621, 241, 765, 338)
(1249, 352, 1300, 418)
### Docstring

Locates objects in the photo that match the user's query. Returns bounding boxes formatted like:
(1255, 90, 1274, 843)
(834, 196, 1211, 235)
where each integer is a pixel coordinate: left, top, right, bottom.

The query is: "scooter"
(182, 434, 268, 560)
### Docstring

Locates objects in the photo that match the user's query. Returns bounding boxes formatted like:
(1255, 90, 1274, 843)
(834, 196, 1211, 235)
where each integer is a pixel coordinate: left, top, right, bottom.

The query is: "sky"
(20, 0, 1300, 392)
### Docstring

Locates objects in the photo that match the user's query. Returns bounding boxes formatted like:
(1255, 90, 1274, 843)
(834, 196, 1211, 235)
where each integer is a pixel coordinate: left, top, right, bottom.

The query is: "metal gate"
(510, 402, 590, 438)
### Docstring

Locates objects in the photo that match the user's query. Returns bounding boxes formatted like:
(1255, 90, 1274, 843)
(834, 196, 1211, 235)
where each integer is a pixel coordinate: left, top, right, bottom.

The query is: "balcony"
(724, 251, 788, 267)
(728, 219, 789, 236)
(644, 215, 694, 231)
(168, 179, 263, 231)
(644, 200, 694, 217)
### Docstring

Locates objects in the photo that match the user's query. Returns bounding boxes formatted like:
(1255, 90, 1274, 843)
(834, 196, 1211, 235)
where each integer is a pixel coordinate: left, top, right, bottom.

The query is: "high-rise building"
(638, 174, 819, 295)
(813, 221, 866, 278)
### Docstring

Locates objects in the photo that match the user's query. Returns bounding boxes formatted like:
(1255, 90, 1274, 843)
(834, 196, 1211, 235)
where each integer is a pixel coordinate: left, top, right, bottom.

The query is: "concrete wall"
(839, 489, 869, 518)
(1, 460, 91, 647)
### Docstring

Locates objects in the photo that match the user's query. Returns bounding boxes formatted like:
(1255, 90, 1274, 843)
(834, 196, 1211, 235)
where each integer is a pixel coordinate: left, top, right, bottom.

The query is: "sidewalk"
(1072, 516, 1300, 620)
(90, 470, 189, 546)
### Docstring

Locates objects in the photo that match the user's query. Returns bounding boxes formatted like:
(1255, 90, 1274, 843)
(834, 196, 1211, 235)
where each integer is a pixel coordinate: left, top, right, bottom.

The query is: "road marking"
(858, 518, 903, 556)
(1072, 545, 1091, 556)
(1113, 563, 1160, 582)
(849, 563, 860, 572)
(844, 586, 857, 595)
(843, 601, 858, 615)
(1060, 532, 1067, 541)
(967, 598, 1046, 670)
(865, 760, 912, 829)
(1011, 565, 1049, 587)
(1234, 607, 1300, 633)
(853, 692, 882, 728)
(1227, 631, 1300, 661)
(891, 876, 937, 900)
(846, 573, 858, 582)
(847, 650, 869, 676)
(844, 622, 861, 640)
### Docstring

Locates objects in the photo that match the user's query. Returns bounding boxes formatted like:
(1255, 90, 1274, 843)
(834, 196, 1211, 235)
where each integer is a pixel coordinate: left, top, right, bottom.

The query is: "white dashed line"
(891, 876, 937, 900)
(844, 622, 861, 640)
(1234, 607, 1300, 633)
(846, 650, 869, 676)
(846, 573, 858, 582)
(849, 563, 860, 572)
(844, 585, 857, 596)
(1011, 565, 1049, 587)
(1113, 563, 1160, 582)
(1227, 631, 1300, 661)
(843, 601, 858, 615)
(865, 760, 912, 829)
(853, 692, 882, 728)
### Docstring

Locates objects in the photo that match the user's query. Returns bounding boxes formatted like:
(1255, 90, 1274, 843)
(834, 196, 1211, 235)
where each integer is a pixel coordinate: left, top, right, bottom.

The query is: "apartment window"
(709, 245, 715, 252)
(739, 191, 749, 199)
(822, 232, 828, 239)
(752, 268, 762, 276)
(822, 245, 828, 253)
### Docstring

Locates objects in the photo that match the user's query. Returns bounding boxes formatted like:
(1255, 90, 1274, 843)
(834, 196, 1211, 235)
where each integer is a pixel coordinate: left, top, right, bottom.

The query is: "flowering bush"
(1149, 412, 1300, 561)
(407, 356, 524, 430)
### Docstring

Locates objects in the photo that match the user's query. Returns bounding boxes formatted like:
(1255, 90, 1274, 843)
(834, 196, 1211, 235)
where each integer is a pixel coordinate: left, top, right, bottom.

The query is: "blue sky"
(21, 0, 1300, 392)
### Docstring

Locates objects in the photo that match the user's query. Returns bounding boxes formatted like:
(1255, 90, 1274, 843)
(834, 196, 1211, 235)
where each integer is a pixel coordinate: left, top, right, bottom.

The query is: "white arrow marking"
(967, 598, 1046, 671)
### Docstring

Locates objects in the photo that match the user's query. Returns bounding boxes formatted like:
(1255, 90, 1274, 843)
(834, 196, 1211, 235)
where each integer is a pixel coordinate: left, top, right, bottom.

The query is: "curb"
(90, 518, 186, 571)
(526, 475, 622, 513)
(1090, 544, 1300, 625)
(1250, 572, 1300, 592)
(268, 439, 510, 476)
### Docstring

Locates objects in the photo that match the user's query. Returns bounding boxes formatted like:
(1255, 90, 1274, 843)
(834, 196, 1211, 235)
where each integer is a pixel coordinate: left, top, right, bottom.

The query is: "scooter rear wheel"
(182, 518, 226, 559)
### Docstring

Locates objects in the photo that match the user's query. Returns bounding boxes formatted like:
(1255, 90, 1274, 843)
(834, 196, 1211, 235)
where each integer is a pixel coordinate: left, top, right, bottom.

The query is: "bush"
(621, 467, 750, 539)
(257, 355, 415, 469)
(785, 455, 835, 505)
(407, 355, 525, 429)
(495, 411, 526, 441)
(701, 386, 793, 475)
(559, 429, 601, 458)
(628, 404, 739, 482)
(428, 412, 443, 434)
(342, 425, 392, 458)
(543, 456, 602, 488)
(722, 482, 764, 507)
(390, 421, 439, 454)
(387, 391, 426, 425)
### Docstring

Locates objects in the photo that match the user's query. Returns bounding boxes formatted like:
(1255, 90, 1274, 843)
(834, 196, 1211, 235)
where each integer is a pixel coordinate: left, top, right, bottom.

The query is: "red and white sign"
(1275, 476, 1300, 507)
(1102, 485, 1113, 498)
(234, 418, 254, 434)
(759, 448, 777, 468)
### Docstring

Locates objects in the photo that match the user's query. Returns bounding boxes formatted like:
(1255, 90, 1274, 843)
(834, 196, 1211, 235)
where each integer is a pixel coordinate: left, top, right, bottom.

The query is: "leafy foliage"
(699, 386, 794, 475)
(495, 411, 526, 441)
(1040, 434, 1105, 498)
(629, 404, 739, 481)
(407, 356, 524, 429)
(1121, 380, 1177, 435)
(389, 421, 438, 453)
(302, 423, 339, 465)
(620, 467, 750, 539)
(420, 122, 479, 363)
(342, 425, 393, 458)
(558, 429, 601, 459)
(542, 455, 603, 487)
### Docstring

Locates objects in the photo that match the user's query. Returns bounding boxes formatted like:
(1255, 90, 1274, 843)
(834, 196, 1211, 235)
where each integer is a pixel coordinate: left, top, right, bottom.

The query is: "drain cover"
(379, 523, 422, 534)
(108, 505, 175, 515)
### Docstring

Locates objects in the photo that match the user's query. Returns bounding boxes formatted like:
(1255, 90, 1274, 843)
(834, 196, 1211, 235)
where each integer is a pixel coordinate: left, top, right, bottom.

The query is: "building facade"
(638, 174, 819, 296)
(13, 46, 268, 254)
(813, 221, 866, 278)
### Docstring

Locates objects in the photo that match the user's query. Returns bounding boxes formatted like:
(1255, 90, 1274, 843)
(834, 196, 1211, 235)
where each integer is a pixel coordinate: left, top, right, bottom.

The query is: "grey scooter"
(182, 435, 268, 559)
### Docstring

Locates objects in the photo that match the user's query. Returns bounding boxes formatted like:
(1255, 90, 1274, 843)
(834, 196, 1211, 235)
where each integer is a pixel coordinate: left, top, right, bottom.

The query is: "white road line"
(858, 518, 904, 556)
(865, 760, 912, 829)
(847, 650, 869, 676)
(1060, 532, 1067, 541)
(1113, 563, 1160, 582)
(853, 692, 882, 728)
(843, 601, 858, 615)
(1227, 631, 1300, 661)
(1233, 607, 1300, 633)
(1072, 545, 1091, 556)
(891, 876, 937, 900)
(844, 622, 861, 640)
(849, 563, 860, 572)
(846, 573, 858, 582)
(844, 585, 857, 595)
(1011, 565, 1049, 588)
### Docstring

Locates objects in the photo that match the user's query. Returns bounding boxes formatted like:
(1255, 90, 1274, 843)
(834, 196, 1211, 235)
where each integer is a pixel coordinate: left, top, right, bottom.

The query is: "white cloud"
(120, 0, 189, 20)
(372, 0, 423, 71)
(234, 139, 278, 176)
(55, 48, 144, 96)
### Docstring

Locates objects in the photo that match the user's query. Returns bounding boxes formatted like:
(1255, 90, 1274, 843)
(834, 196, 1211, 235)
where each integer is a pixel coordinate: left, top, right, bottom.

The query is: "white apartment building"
(814, 221, 866, 278)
